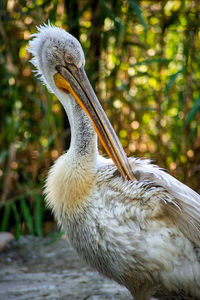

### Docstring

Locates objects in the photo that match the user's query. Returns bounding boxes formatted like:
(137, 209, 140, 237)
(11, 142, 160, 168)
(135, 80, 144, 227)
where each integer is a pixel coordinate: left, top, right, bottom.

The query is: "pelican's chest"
(44, 153, 97, 223)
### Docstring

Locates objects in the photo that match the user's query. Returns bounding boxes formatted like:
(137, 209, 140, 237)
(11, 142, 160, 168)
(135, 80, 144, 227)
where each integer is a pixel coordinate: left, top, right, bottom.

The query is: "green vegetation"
(0, 0, 200, 237)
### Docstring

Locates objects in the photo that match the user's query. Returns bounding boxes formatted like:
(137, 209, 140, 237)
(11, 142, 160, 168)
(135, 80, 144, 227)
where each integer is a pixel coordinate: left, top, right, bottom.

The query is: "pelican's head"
(29, 24, 85, 95)
(29, 24, 134, 181)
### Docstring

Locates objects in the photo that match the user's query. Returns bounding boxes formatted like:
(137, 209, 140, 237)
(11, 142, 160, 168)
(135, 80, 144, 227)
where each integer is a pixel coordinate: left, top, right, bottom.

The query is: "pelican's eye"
(65, 54, 73, 64)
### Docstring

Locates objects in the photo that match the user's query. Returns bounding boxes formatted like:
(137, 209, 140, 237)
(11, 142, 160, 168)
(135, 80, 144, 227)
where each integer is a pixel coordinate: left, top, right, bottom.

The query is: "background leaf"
(184, 94, 200, 127)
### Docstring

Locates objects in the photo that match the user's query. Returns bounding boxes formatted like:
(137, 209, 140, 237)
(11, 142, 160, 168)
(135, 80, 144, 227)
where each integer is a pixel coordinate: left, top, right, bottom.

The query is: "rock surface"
(0, 232, 14, 251)
(0, 234, 132, 300)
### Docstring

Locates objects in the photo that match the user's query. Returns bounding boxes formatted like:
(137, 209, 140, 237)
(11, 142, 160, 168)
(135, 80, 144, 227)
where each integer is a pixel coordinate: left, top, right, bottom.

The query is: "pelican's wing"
(129, 157, 200, 246)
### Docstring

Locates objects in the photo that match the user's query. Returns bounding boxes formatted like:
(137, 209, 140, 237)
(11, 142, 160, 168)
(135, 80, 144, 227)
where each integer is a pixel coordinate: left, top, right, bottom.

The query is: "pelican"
(29, 24, 200, 300)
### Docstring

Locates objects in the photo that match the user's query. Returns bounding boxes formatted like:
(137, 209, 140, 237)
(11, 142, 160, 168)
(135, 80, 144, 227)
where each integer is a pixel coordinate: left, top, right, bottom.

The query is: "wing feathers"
(97, 155, 200, 246)
(129, 157, 200, 246)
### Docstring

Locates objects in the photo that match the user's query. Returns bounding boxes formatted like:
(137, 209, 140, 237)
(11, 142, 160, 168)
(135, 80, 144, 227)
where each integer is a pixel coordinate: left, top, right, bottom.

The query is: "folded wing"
(129, 157, 200, 247)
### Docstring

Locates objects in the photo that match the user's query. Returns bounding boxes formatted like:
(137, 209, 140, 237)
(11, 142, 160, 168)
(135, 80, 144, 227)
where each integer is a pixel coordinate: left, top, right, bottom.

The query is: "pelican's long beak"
(54, 64, 135, 181)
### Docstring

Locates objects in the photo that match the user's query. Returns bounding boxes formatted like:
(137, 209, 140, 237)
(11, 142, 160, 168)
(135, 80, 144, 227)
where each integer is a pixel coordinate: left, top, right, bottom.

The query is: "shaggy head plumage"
(28, 23, 85, 93)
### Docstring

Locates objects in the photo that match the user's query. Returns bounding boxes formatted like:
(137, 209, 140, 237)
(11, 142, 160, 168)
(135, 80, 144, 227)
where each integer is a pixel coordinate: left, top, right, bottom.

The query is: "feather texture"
(128, 157, 200, 247)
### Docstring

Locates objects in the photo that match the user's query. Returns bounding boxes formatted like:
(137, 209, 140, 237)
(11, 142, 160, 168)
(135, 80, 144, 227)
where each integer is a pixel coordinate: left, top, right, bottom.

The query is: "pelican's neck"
(45, 93, 98, 216)
(62, 94, 98, 167)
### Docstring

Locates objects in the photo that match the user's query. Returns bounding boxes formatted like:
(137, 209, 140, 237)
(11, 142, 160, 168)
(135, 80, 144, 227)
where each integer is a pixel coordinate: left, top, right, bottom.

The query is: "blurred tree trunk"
(65, 0, 80, 39)
(63, 0, 80, 150)
(87, 0, 104, 89)
(156, 0, 166, 165)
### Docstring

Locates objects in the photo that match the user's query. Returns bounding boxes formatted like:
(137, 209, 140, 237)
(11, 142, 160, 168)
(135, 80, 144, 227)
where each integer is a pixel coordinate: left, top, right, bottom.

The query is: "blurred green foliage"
(0, 0, 200, 237)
